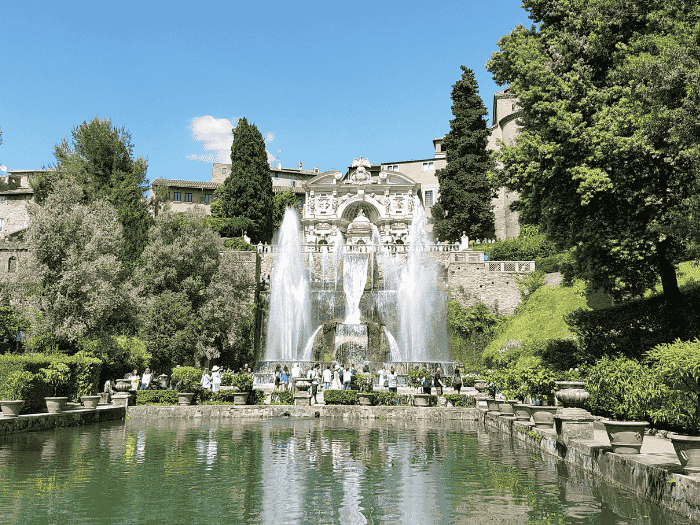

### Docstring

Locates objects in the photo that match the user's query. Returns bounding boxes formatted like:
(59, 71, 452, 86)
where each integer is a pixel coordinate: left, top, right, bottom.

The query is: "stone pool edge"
(0, 406, 126, 436)
(482, 410, 700, 523)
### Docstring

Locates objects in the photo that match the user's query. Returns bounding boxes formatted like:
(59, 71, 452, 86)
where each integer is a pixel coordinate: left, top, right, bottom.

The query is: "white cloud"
(188, 116, 277, 165)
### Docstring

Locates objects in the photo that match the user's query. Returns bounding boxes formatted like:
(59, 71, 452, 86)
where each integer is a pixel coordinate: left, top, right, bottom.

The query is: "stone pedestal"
(99, 392, 111, 405)
(294, 393, 311, 406)
(112, 393, 130, 408)
(475, 393, 489, 410)
(554, 408, 595, 441)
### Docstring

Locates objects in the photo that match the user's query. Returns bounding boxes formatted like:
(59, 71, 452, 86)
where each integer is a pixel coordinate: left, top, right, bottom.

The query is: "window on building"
(0, 218, 4, 232)
(185, 193, 192, 202)
(8, 257, 16, 273)
(0, 196, 5, 203)
(173, 192, 181, 201)
(222, 168, 227, 174)
(425, 190, 434, 207)
(205, 194, 213, 203)
(422, 161, 434, 171)
(386, 165, 399, 171)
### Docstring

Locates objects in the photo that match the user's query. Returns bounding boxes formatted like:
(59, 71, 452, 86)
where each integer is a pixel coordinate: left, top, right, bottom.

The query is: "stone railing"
(257, 243, 464, 254)
(486, 261, 535, 273)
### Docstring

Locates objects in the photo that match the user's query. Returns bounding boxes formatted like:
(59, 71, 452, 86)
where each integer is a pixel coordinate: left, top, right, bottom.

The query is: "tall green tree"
(487, 0, 700, 300)
(431, 66, 496, 242)
(272, 189, 300, 231)
(33, 117, 152, 269)
(211, 118, 273, 243)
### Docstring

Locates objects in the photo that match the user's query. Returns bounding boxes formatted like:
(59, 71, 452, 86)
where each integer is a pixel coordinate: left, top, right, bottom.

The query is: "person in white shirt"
(201, 368, 212, 390)
(343, 364, 353, 390)
(387, 367, 398, 393)
(322, 365, 333, 390)
(290, 363, 302, 392)
(139, 368, 152, 390)
(211, 365, 222, 393)
(377, 366, 386, 390)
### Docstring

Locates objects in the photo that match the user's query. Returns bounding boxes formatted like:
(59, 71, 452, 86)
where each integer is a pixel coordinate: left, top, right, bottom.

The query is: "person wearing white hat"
(211, 365, 222, 393)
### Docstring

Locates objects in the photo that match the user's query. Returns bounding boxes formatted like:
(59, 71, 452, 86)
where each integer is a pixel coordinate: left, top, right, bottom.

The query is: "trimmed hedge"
(323, 390, 358, 405)
(135, 390, 178, 405)
(443, 394, 476, 408)
(0, 353, 101, 414)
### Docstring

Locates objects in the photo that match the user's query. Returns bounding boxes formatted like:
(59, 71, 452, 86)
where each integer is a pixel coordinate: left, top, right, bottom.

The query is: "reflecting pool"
(0, 418, 693, 525)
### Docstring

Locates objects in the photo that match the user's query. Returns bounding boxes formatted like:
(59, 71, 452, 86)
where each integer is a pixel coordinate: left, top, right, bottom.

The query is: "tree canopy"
(431, 66, 496, 242)
(33, 117, 152, 269)
(487, 0, 700, 300)
(211, 118, 273, 244)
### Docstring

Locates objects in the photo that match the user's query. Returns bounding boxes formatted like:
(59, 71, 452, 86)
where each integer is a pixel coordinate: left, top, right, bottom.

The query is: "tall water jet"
(395, 197, 449, 362)
(265, 207, 312, 361)
(343, 253, 368, 324)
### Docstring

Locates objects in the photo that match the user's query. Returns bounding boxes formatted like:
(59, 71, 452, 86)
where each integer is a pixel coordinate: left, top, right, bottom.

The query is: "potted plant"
(39, 363, 70, 414)
(0, 370, 34, 418)
(171, 366, 202, 406)
(355, 372, 375, 406)
(587, 356, 650, 454)
(229, 372, 253, 405)
(647, 339, 700, 471)
(523, 365, 558, 428)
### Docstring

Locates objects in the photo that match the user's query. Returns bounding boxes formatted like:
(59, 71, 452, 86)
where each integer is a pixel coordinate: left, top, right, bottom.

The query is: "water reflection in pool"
(0, 418, 693, 525)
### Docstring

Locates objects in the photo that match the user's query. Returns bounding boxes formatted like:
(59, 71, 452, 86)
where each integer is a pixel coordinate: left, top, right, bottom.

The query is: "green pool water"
(0, 418, 692, 524)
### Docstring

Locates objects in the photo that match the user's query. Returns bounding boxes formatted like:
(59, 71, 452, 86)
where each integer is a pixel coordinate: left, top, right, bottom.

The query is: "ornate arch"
(337, 198, 383, 223)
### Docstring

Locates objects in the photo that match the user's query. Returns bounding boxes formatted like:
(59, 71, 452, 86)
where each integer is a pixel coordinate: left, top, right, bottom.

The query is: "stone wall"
(0, 193, 32, 236)
(0, 406, 125, 436)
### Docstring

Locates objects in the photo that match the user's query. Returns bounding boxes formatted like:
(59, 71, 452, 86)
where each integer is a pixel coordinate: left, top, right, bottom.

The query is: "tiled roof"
(380, 158, 440, 165)
(152, 178, 220, 190)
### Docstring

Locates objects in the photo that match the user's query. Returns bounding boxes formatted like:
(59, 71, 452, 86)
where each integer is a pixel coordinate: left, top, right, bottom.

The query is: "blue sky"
(1, 1, 531, 184)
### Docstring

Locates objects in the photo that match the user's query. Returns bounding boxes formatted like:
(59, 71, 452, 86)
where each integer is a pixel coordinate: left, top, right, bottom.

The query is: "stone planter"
(602, 420, 649, 454)
(112, 392, 130, 408)
(555, 381, 589, 408)
(486, 398, 500, 413)
(80, 395, 101, 410)
(514, 404, 531, 422)
(45, 397, 68, 414)
(231, 391, 249, 405)
(293, 393, 311, 406)
(177, 393, 194, 406)
(0, 400, 24, 418)
(358, 393, 374, 406)
(669, 434, 700, 473)
(498, 401, 516, 417)
(529, 405, 558, 429)
(413, 394, 431, 407)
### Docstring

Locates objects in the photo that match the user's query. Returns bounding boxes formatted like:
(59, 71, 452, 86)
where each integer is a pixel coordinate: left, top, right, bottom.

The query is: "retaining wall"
(0, 406, 125, 436)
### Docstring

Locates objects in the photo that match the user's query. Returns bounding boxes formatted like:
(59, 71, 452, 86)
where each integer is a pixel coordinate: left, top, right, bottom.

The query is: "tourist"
(387, 367, 397, 393)
(322, 364, 332, 390)
(378, 365, 385, 390)
(343, 364, 353, 390)
(211, 366, 222, 393)
(453, 368, 462, 394)
(103, 378, 115, 395)
(434, 368, 445, 396)
(274, 365, 282, 391)
(201, 368, 212, 390)
(331, 364, 342, 390)
(281, 366, 290, 391)
(129, 369, 140, 391)
(139, 368, 152, 390)
(291, 362, 302, 392)
(309, 364, 320, 404)
(421, 368, 432, 395)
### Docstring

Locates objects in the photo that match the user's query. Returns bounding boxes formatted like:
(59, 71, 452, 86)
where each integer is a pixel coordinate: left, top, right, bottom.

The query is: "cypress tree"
(432, 66, 496, 242)
(211, 118, 273, 243)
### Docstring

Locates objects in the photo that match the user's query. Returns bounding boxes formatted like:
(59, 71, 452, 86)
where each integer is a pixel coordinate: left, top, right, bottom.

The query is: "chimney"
(298, 162, 303, 171)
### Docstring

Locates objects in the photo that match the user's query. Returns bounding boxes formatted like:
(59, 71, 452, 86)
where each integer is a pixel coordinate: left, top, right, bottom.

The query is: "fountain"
(255, 158, 453, 383)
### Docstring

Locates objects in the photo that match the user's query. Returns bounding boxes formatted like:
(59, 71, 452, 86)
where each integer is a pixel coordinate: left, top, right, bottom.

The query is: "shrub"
(39, 363, 71, 397)
(323, 390, 358, 405)
(223, 237, 256, 251)
(229, 372, 253, 391)
(355, 372, 375, 393)
(249, 389, 266, 405)
(461, 376, 476, 388)
(443, 394, 476, 407)
(270, 391, 294, 405)
(373, 392, 412, 406)
(520, 363, 558, 401)
(483, 225, 558, 261)
(407, 368, 431, 389)
(0, 370, 35, 401)
(135, 390, 178, 405)
(647, 338, 700, 435)
(586, 356, 652, 421)
(171, 366, 202, 391)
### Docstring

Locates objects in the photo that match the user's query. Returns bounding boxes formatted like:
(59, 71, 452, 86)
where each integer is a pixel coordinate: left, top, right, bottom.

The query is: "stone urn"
(474, 381, 488, 393)
(413, 394, 431, 407)
(358, 393, 374, 406)
(177, 393, 194, 406)
(514, 404, 531, 422)
(498, 401, 516, 417)
(602, 420, 649, 454)
(555, 381, 589, 408)
(45, 397, 68, 414)
(529, 406, 558, 429)
(114, 379, 131, 393)
(80, 395, 101, 410)
(0, 400, 24, 418)
(669, 434, 700, 473)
